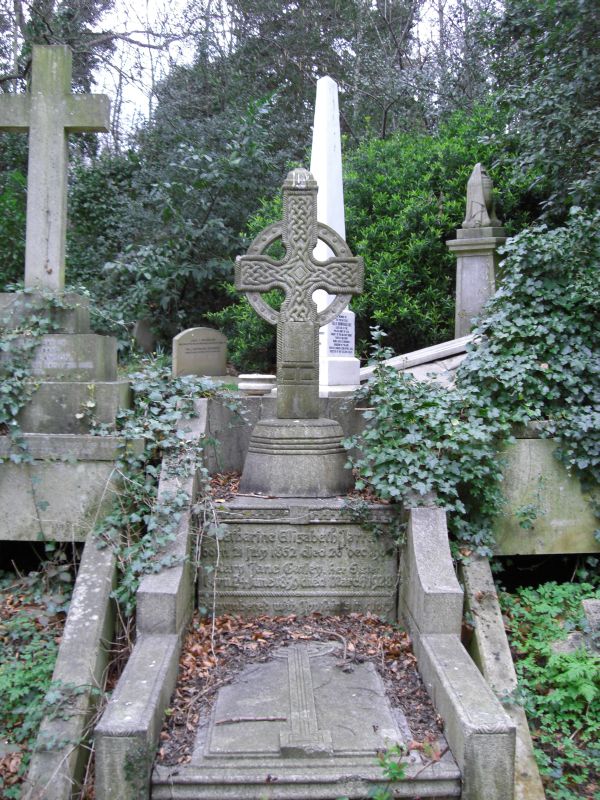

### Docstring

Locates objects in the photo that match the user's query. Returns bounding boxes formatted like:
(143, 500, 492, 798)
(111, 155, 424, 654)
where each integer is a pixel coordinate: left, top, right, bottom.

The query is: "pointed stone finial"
(462, 163, 502, 229)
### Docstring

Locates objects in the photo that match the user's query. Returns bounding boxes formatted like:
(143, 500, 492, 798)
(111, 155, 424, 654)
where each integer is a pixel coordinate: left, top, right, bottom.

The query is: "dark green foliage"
(346, 210, 600, 552)
(489, 0, 600, 218)
(346, 105, 532, 358)
(500, 581, 600, 799)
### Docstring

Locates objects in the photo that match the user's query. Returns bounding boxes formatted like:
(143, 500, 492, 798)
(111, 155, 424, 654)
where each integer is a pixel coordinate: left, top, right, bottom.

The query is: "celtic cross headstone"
(0, 45, 110, 290)
(236, 168, 363, 419)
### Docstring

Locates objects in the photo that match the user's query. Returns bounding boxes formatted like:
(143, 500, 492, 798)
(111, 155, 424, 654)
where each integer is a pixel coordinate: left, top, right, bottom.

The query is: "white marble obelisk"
(310, 76, 361, 389)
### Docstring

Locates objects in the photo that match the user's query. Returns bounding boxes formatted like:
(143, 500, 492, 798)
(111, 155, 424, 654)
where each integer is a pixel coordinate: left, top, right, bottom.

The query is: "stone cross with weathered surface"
(0, 45, 110, 290)
(236, 168, 363, 419)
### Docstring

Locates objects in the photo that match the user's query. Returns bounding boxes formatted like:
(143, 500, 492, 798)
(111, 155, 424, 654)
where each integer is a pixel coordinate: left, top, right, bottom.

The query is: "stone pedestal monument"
(447, 163, 506, 338)
(235, 168, 363, 496)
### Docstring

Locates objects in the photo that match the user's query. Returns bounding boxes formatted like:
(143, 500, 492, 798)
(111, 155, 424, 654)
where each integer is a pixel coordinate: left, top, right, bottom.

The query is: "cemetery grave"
(0, 42, 597, 800)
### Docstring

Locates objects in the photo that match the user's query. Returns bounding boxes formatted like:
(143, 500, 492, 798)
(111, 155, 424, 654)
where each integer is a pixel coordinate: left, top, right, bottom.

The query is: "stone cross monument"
(447, 163, 506, 337)
(236, 168, 363, 496)
(310, 76, 361, 390)
(0, 45, 110, 290)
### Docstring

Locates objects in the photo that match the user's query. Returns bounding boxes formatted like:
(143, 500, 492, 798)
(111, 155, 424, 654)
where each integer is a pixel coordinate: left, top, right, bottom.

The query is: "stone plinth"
(6, 333, 118, 381)
(238, 417, 352, 497)
(0, 291, 91, 333)
(198, 497, 399, 618)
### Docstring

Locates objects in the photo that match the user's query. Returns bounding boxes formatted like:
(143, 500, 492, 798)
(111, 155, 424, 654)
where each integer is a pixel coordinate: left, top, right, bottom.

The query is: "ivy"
(346, 209, 600, 552)
(93, 356, 237, 616)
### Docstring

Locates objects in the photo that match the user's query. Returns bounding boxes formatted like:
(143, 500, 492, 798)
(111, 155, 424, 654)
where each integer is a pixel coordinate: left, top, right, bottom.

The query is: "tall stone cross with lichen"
(236, 168, 364, 419)
(0, 45, 110, 291)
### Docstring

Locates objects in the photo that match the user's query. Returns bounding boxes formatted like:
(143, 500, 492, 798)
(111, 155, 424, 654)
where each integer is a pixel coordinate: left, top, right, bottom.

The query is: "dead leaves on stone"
(157, 611, 443, 765)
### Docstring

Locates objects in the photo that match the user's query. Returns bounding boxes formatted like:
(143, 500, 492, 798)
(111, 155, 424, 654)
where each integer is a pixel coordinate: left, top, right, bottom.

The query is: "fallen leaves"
(157, 611, 443, 765)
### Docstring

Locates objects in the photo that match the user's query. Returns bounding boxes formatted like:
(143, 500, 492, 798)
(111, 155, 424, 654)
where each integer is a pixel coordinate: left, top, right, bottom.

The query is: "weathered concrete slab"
(94, 634, 181, 800)
(461, 556, 546, 800)
(153, 642, 461, 799)
(199, 496, 399, 618)
(359, 335, 473, 382)
(494, 437, 599, 554)
(23, 538, 116, 800)
(400, 508, 516, 800)
(17, 380, 131, 433)
(418, 634, 515, 800)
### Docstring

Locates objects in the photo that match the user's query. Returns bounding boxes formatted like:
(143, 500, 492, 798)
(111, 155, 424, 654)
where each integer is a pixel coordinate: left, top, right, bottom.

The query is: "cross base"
(239, 418, 353, 497)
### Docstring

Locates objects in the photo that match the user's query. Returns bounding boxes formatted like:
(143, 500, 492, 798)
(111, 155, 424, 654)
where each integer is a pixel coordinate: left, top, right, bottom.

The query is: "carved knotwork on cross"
(235, 168, 364, 419)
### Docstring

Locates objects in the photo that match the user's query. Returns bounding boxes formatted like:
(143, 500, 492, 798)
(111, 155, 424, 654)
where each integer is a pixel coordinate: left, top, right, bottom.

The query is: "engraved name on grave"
(200, 521, 398, 617)
(172, 327, 228, 377)
(327, 313, 354, 356)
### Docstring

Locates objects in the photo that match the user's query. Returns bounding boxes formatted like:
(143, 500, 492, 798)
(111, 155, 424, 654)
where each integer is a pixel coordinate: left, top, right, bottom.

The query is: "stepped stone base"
(0, 291, 91, 333)
(199, 497, 399, 618)
(0, 434, 143, 541)
(17, 380, 130, 433)
(239, 417, 353, 497)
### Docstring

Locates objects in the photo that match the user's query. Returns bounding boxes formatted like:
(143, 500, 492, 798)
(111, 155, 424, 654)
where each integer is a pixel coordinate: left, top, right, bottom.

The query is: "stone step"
(152, 760, 461, 799)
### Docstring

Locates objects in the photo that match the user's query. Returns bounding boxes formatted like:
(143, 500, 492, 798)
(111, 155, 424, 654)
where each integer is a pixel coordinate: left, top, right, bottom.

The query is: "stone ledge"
(0, 291, 91, 333)
(23, 539, 116, 800)
(0, 433, 143, 461)
(461, 556, 546, 800)
(94, 634, 181, 800)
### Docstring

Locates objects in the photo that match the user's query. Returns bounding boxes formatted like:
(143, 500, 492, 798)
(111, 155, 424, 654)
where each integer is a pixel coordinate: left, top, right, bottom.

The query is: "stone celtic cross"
(0, 45, 110, 290)
(235, 168, 363, 418)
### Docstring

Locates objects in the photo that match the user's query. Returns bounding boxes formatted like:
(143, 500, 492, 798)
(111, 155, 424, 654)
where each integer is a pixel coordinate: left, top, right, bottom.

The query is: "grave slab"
(152, 642, 461, 799)
(199, 497, 399, 618)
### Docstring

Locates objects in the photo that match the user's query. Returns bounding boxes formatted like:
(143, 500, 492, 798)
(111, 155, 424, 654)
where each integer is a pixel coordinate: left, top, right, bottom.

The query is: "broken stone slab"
(359, 335, 473, 382)
(199, 496, 399, 618)
(23, 537, 116, 800)
(551, 597, 600, 655)
(152, 641, 461, 799)
(460, 556, 546, 800)
(17, 380, 131, 433)
(0, 291, 91, 333)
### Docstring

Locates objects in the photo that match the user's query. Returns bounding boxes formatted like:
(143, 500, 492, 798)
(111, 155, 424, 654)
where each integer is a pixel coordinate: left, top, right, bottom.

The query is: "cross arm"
(235, 255, 287, 293)
(311, 256, 364, 297)
(64, 94, 110, 132)
(0, 95, 32, 131)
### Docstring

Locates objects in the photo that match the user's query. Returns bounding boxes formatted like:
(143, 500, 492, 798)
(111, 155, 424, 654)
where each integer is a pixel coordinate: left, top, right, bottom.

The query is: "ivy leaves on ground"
(500, 581, 600, 799)
(0, 553, 75, 798)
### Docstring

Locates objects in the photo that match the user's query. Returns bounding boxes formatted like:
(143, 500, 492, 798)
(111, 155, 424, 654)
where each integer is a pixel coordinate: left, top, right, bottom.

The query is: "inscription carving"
(199, 524, 398, 616)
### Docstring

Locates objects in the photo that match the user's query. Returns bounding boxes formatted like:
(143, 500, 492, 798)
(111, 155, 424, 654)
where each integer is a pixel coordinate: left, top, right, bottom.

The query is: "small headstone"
(172, 327, 228, 377)
(133, 319, 156, 354)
